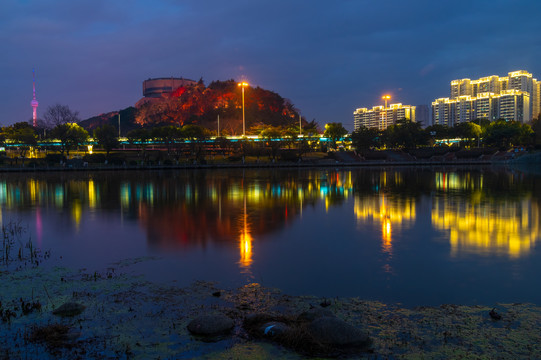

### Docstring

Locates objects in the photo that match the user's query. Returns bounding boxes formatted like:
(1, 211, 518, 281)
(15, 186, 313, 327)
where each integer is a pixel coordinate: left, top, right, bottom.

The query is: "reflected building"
(432, 198, 540, 258)
(354, 192, 416, 273)
(433, 171, 539, 258)
(2, 169, 539, 265)
(354, 194, 416, 252)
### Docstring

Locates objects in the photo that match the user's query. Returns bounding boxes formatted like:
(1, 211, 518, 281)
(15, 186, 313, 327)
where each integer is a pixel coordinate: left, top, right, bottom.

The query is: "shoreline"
(3, 148, 539, 172)
(0, 158, 513, 173)
(1, 261, 540, 359)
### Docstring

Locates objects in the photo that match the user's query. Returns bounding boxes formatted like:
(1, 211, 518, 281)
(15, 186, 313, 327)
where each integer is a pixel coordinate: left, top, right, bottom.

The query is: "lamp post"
(382, 95, 391, 109)
(238, 82, 248, 136)
(382, 95, 391, 130)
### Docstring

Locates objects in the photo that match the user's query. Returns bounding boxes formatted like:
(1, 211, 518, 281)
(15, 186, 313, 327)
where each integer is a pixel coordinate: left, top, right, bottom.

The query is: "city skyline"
(1, 0, 541, 131)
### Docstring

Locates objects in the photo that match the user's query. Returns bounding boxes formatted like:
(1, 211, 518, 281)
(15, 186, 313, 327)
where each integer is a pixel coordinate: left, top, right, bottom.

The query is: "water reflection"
(355, 193, 416, 272)
(0, 168, 539, 265)
(432, 170, 540, 257)
(239, 196, 253, 276)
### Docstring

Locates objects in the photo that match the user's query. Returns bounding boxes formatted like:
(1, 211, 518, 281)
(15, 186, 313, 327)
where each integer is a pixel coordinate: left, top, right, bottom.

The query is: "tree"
(151, 125, 181, 154)
(425, 124, 452, 140)
(127, 128, 151, 157)
(483, 120, 533, 149)
(383, 119, 427, 149)
(454, 122, 481, 147)
(260, 125, 284, 161)
(94, 124, 119, 158)
(531, 115, 541, 147)
(1, 122, 37, 158)
(282, 126, 298, 149)
(42, 104, 80, 129)
(351, 126, 380, 151)
(302, 119, 321, 137)
(323, 122, 348, 149)
(180, 125, 210, 162)
(49, 123, 89, 156)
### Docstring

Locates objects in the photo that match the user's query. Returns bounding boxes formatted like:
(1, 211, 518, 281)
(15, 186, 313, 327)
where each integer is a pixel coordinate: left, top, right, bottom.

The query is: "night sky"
(1, 0, 540, 130)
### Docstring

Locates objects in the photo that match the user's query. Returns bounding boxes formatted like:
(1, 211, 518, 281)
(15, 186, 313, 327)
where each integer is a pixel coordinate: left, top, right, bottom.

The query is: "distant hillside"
(79, 107, 138, 136)
(81, 79, 308, 136)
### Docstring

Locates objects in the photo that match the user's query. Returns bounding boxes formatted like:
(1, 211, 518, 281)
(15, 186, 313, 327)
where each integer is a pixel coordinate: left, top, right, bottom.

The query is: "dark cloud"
(1, 0, 540, 130)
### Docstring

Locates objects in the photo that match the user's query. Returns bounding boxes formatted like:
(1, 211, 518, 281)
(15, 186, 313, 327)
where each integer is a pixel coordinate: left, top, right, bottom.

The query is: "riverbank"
(0, 149, 541, 172)
(1, 259, 540, 359)
(0, 156, 516, 172)
(2, 148, 539, 172)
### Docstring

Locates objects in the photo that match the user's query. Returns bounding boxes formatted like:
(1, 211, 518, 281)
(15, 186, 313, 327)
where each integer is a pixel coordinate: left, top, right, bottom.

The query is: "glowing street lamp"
(238, 82, 249, 136)
(381, 95, 391, 130)
(382, 95, 391, 109)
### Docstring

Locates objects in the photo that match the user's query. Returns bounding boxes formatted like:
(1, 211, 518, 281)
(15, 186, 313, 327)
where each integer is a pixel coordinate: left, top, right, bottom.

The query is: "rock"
(307, 317, 371, 349)
(297, 308, 335, 322)
(320, 299, 332, 307)
(489, 308, 502, 320)
(187, 313, 234, 336)
(52, 302, 86, 317)
(244, 312, 275, 327)
(259, 321, 292, 338)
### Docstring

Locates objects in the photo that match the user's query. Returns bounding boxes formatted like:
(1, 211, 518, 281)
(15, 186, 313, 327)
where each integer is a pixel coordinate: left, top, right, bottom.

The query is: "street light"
(382, 95, 391, 109)
(238, 82, 249, 136)
(381, 95, 391, 130)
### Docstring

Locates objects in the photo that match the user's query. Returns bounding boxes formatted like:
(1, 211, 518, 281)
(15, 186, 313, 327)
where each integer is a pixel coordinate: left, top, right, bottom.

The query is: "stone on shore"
(187, 313, 234, 336)
(52, 302, 86, 317)
(297, 308, 335, 322)
(260, 321, 292, 338)
(244, 312, 275, 327)
(307, 316, 371, 349)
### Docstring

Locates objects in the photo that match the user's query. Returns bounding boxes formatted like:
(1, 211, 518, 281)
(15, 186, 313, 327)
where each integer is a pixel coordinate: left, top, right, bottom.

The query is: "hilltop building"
(354, 103, 416, 131)
(432, 70, 539, 126)
(136, 77, 197, 107)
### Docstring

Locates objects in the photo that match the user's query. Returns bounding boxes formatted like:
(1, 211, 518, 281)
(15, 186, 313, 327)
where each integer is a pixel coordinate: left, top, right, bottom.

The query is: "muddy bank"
(1, 260, 541, 359)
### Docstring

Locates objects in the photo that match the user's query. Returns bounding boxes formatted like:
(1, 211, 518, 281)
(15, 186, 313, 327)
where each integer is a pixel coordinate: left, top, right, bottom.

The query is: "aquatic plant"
(1, 221, 43, 267)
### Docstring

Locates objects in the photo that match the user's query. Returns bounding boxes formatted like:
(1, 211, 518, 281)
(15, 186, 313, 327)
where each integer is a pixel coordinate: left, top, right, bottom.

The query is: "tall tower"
(31, 68, 39, 127)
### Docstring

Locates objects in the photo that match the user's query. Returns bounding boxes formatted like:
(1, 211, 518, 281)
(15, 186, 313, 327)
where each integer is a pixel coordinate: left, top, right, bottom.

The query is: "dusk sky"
(1, 0, 540, 130)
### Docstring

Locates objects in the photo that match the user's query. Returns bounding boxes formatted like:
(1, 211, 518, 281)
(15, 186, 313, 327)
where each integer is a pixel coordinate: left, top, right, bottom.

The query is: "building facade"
(354, 103, 416, 131)
(142, 77, 197, 98)
(432, 70, 538, 126)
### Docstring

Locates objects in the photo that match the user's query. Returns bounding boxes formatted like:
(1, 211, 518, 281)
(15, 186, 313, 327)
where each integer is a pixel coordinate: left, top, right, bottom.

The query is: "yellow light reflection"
(382, 217, 392, 253)
(432, 198, 539, 258)
(355, 194, 416, 272)
(72, 199, 82, 231)
(29, 179, 38, 204)
(88, 180, 96, 209)
(239, 197, 253, 275)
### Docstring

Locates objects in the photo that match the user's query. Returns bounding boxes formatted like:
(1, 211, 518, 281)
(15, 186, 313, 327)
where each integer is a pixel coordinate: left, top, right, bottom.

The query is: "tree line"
(348, 117, 540, 151)
(3, 104, 541, 164)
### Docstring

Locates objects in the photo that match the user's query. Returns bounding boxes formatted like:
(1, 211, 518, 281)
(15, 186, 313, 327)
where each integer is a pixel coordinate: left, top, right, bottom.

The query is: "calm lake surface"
(1, 166, 540, 307)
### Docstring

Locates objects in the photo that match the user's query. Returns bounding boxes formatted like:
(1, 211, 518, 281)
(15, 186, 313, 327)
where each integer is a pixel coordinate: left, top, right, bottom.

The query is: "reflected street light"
(238, 82, 248, 136)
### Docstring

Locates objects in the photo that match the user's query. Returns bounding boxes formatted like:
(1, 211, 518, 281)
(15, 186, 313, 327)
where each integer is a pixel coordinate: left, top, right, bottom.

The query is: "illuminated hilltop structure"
(135, 77, 197, 107)
(432, 70, 540, 126)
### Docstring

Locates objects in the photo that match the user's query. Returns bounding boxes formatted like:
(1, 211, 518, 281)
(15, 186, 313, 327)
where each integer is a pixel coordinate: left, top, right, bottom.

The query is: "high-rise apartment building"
(354, 103, 416, 131)
(533, 81, 541, 120)
(432, 70, 538, 126)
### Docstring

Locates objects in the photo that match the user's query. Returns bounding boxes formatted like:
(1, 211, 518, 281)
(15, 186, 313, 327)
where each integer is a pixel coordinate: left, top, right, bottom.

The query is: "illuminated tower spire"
(31, 68, 39, 127)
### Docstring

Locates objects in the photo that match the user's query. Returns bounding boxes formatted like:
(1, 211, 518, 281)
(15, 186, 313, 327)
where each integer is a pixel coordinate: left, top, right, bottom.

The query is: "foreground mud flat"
(1, 258, 541, 359)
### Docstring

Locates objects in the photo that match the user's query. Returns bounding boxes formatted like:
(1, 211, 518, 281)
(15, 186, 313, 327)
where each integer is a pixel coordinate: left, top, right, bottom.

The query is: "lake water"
(1, 166, 540, 307)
